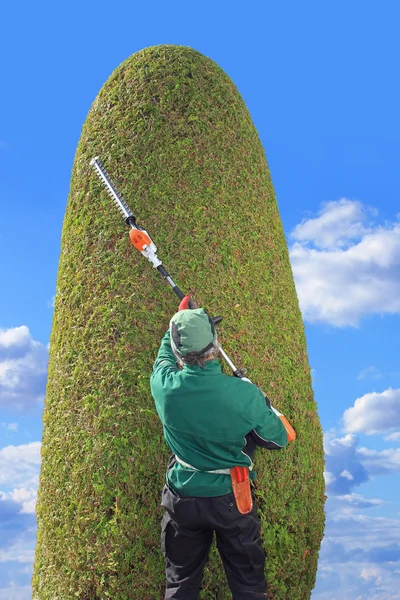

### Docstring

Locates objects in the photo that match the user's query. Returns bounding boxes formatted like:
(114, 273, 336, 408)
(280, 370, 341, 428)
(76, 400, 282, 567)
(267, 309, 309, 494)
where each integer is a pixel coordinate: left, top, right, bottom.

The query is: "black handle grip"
(157, 265, 185, 300)
(233, 368, 247, 378)
(211, 315, 223, 325)
(173, 286, 185, 300)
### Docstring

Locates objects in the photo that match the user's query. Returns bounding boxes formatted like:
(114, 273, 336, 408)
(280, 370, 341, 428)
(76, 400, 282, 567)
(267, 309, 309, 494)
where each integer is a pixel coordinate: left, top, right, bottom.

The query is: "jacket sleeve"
(250, 387, 288, 450)
(150, 329, 179, 388)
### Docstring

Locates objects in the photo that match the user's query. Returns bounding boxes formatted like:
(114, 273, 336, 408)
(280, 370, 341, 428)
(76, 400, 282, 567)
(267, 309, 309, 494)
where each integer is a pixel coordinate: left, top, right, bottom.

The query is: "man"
(150, 298, 289, 600)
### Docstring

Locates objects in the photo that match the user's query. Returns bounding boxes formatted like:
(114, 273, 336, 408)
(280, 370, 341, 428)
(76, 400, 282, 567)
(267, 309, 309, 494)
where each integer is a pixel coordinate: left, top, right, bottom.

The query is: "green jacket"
(150, 330, 288, 496)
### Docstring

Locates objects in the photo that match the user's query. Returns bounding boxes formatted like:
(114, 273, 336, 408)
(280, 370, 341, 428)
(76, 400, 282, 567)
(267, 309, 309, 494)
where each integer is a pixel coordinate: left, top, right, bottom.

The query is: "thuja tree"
(33, 45, 325, 600)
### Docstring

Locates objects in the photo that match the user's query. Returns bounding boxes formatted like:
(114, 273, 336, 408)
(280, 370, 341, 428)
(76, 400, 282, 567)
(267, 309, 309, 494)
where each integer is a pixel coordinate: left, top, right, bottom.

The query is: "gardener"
(150, 297, 289, 600)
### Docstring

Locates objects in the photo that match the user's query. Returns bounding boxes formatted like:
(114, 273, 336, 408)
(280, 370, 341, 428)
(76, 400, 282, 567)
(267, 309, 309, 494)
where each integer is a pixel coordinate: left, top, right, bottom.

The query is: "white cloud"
(324, 431, 358, 456)
(313, 513, 400, 599)
(0, 442, 41, 488)
(0, 530, 36, 564)
(360, 565, 381, 580)
(289, 200, 400, 326)
(328, 493, 385, 514)
(343, 388, 400, 435)
(323, 512, 400, 555)
(0, 528, 35, 599)
(323, 471, 336, 487)
(0, 494, 37, 578)
(10, 488, 37, 514)
(385, 432, 400, 442)
(0, 326, 48, 411)
(323, 429, 400, 495)
(0, 585, 32, 600)
(315, 385, 400, 598)
(0, 441, 39, 600)
(314, 562, 400, 600)
(0, 422, 18, 432)
(357, 366, 384, 380)
(357, 447, 400, 475)
(324, 431, 369, 495)
(291, 198, 375, 250)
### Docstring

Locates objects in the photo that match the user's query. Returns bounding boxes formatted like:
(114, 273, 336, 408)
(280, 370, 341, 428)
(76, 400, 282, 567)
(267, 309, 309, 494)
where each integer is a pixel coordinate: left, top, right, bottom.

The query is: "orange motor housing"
(129, 228, 153, 252)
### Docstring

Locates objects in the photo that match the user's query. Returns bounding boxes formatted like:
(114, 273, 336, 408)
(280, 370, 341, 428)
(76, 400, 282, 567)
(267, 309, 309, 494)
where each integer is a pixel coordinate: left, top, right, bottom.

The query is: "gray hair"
(174, 339, 221, 368)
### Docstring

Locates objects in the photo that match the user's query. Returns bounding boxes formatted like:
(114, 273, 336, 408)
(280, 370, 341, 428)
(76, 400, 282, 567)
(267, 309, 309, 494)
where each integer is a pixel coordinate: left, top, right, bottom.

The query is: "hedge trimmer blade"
(90, 156, 164, 271)
(90, 156, 134, 223)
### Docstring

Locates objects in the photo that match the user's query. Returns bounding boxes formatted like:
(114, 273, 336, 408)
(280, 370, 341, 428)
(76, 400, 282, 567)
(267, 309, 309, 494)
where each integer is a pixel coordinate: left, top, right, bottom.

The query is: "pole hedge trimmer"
(90, 157, 296, 443)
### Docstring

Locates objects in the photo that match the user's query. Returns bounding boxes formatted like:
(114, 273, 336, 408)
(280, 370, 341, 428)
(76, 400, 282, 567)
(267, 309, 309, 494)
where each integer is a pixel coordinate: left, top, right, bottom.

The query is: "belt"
(174, 454, 253, 475)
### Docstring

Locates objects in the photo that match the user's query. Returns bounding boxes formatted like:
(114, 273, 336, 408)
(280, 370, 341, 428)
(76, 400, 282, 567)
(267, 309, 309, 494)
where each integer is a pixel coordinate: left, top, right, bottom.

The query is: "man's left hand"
(178, 295, 198, 310)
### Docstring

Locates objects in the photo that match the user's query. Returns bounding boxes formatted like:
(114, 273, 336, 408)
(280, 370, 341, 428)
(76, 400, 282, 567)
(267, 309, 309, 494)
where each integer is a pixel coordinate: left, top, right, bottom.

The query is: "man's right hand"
(178, 294, 198, 310)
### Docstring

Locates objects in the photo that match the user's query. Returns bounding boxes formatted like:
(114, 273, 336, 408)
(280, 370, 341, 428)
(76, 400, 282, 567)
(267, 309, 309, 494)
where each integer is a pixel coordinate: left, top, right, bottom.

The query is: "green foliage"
(33, 45, 325, 599)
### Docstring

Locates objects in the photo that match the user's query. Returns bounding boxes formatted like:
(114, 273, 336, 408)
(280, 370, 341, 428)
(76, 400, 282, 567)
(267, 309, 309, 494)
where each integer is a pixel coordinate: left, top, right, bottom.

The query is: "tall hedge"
(33, 45, 325, 599)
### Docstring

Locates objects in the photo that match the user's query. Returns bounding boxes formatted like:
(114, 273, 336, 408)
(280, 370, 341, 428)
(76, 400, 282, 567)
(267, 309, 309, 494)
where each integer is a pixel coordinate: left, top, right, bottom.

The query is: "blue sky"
(1, 1, 399, 599)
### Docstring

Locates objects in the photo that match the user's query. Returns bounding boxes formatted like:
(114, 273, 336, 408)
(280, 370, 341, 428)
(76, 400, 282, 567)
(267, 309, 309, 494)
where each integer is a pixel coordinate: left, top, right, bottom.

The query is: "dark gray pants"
(161, 484, 267, 600)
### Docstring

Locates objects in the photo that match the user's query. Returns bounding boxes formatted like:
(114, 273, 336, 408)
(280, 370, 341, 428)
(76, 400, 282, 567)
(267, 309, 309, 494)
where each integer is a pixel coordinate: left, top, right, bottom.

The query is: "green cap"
(170, 308, 217, 357)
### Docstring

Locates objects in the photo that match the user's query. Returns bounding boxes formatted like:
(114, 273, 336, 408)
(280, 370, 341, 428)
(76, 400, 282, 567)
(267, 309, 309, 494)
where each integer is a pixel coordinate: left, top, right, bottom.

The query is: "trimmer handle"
(211, 315, 223, 326)
(233, 369, 248, 379)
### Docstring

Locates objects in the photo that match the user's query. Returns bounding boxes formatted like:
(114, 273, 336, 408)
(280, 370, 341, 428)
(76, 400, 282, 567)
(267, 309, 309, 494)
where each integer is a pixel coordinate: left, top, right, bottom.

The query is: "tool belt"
(174, 455, 253, 515)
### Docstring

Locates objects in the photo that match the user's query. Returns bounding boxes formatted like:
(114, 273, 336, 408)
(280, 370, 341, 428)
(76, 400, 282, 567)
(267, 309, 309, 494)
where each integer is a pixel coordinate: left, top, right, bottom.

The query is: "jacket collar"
(182, 359, 222, 375)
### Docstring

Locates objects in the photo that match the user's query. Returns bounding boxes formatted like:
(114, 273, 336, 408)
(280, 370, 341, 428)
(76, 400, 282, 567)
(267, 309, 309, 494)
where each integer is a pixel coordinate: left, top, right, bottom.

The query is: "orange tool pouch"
(230, 466, 253, 514)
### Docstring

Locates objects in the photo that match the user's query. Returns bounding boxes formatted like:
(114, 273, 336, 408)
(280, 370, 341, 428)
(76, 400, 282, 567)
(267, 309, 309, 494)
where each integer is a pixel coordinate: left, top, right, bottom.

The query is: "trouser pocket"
(161, 513, 171, 558)
(237, 533, 266, 573)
